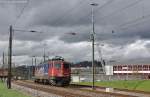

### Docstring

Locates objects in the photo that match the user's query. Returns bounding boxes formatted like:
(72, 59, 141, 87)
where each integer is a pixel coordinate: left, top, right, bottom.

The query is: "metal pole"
(35, 57, 36, 66)
(43, 48, 46, 62)
(8, 25, 13, 89)
(90, 3, 98, 90)
(2, 52, 4, 76)
(91, 3, 95, 90)
(92, 10, 95, 90)
(3, 52, 4, 66)
(43, 43, 46, 62)
(32, 57, 33, 77)
(28, 64, 31, 80)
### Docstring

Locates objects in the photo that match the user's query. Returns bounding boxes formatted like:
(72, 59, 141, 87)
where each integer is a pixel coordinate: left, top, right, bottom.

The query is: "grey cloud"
(28, 0, 91, 27)
(0, 0, 150, 64)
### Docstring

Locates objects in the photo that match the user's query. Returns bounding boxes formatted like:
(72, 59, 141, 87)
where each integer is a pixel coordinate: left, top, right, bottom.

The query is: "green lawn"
(0, 81, 31, 97)
(76, 80, 150, 92)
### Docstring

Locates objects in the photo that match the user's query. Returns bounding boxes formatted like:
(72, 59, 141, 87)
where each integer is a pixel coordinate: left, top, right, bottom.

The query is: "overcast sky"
(0, 0, 150, 66)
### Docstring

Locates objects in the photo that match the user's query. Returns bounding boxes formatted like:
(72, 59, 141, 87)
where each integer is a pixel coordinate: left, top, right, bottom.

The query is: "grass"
(0, 81, 31, 97)
(76, 80, 150, 92)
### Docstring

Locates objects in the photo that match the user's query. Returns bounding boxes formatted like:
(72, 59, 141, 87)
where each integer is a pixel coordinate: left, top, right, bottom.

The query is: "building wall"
(113, 64, 150, 79)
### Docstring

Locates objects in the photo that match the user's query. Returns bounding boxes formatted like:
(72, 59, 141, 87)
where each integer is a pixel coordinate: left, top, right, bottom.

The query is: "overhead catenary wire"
(70, 0, 142, 35)
(11, 0, 147, 42)
(13, 0, 114, 34)
(120, 13, 150, 31)
(58, 0, 116, 44)
(95, 0, 142, 22)
(120, 14, 150, 28)
(10, 0, 85, 29)
(13, 0, 30, 26)
(75, 0, 115, 25)
(50, 0, 115, 28)
(118, 1, 150, 30)
(12, 0, 143, 34)
(50, 0, 85, 27)
(6, 0, 29, 38)
(68, 0, 115, 36)
(32, 0, 115, 43)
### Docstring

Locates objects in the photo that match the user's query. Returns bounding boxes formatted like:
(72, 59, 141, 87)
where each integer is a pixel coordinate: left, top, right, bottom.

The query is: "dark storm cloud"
(0, 0, 150, 44)
(28, 0, 91, 27)
(1, 0, 150, 64)
(2, 0, 149, 44)
(50, 0, 150, 45)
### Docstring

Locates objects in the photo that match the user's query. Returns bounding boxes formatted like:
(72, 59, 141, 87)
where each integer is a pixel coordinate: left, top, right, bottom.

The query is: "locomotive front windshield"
(64, 63, 70, 69)
(55, 64, 61, 69)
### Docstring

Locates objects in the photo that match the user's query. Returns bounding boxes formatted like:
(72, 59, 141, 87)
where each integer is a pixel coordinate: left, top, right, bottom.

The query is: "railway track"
(13, 80, 141, 97)
(69, 84, 150, 97)
(14, 81, 90, 97)
(21, 80, 150, 97)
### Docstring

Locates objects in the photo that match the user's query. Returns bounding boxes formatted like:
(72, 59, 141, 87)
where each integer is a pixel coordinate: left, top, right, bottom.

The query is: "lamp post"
(90, 3, 98, 90)
(7, 25, 41, 89)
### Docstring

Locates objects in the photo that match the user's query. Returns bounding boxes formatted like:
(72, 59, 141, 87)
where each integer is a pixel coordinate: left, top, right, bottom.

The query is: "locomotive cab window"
(54, 63, 61, 69)
(64, 63, 70, 69)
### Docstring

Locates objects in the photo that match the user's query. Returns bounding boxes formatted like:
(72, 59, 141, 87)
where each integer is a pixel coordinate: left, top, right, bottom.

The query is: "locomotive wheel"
(50, 80, 56, 86)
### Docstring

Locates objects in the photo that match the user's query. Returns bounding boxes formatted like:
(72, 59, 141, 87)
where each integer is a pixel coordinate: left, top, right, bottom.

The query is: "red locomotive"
(34, 56, 71, 86)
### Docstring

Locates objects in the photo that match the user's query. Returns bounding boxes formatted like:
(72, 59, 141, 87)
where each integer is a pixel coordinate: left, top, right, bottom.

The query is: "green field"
(76, 80, 150, 92)
(0, 81, 31, 97)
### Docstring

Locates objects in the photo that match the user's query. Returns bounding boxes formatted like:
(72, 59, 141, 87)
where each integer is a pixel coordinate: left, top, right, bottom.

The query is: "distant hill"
(71, 60, 104, 68)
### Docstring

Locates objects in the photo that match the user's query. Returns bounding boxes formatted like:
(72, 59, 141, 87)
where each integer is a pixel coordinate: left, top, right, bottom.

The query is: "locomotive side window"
(55, 64, 61, 69)
(64, 63, 70, 69)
